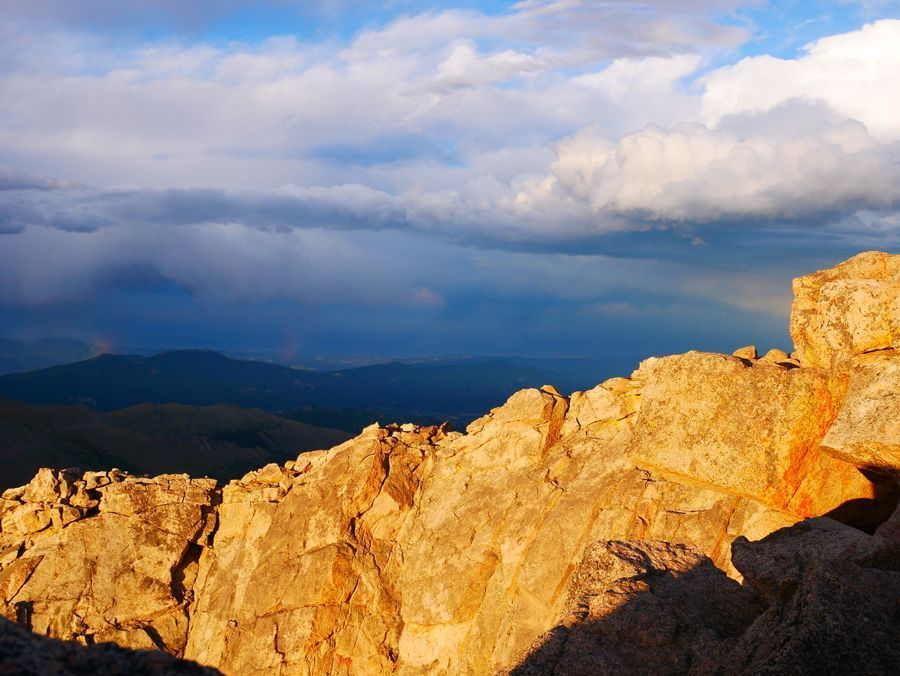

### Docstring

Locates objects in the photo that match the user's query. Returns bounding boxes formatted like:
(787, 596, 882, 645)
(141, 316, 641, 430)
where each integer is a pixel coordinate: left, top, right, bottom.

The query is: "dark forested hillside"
(0, 400, 349, 489)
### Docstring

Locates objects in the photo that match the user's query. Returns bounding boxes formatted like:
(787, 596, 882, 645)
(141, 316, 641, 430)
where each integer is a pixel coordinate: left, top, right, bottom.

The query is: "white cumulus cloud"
(519, 109, 898, 225)
(702, 19, 900, 141)
(1, 7, 899, 314)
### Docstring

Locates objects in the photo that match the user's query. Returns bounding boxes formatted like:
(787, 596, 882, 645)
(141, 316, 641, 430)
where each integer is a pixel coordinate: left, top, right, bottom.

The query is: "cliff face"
(1, 251, 899, 675)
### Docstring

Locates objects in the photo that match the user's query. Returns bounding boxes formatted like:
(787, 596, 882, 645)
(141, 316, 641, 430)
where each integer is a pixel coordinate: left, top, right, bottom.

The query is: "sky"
(1, 0, 899, 359)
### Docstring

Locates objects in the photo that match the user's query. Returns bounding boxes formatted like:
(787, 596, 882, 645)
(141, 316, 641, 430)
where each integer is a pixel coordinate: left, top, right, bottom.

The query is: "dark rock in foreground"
(0, 617, 219, 675)
(513, 518, 900, 675)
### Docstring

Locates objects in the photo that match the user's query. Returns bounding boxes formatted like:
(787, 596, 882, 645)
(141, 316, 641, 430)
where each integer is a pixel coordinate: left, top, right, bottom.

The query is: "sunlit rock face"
(820, 351, 900, 473)
(627, 351, 873, 517)
(791, 250, 900, 369)
(1, 252, 898, 675)
(0, 469, 217, 654)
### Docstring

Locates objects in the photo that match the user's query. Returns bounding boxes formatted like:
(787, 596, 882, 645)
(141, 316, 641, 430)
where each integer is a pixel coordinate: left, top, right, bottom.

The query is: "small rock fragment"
(732, 345, 757, 360)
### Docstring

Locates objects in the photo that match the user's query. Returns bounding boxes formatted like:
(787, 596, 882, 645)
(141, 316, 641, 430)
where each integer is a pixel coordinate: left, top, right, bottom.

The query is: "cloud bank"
(523, 109, 898, 226)
(0, 3, 898, 355)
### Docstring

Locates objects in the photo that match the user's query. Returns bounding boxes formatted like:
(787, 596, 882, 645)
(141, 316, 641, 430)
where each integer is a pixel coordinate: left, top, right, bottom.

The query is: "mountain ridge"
(0, 350, 627, 422)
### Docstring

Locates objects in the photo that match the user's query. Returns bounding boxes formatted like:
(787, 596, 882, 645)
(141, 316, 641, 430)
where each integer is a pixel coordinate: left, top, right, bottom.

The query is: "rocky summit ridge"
(1, 251, 899, 675)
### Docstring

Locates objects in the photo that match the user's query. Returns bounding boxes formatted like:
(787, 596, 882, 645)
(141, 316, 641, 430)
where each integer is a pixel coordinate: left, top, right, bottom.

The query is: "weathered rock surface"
(1, 251, 898, 674)
(0, 617, 219, 675)
(791, 250, 900, 368)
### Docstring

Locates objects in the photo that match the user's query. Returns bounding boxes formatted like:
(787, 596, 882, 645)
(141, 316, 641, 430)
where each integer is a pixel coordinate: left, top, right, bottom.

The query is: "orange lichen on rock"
(627, 352, 874, 518)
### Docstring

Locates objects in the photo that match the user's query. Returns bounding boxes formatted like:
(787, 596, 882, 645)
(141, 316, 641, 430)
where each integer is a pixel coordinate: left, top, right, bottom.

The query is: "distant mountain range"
(0, 346, 640, 485)
(0, 400, 349, 489)
(0, 350, 638, 424)
(0, 337, 642, 378)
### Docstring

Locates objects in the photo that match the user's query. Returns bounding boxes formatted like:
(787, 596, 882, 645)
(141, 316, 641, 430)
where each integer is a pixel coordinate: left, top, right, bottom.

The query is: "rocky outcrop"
(0, 468, 217, 653)
(0, 251, 898, 674)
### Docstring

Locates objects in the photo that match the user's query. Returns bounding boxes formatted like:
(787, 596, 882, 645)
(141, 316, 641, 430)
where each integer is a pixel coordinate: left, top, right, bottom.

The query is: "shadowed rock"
(706, 518, 900, 674)
(511, 540, 763, 675)
(511, 519, 900, 675)
(0, 617, 219, 675)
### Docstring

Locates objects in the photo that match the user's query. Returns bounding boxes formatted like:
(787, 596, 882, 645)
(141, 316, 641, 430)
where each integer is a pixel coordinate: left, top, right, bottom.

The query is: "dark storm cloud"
(0, 183, 411, 234)
(3, 151, 898, 255)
